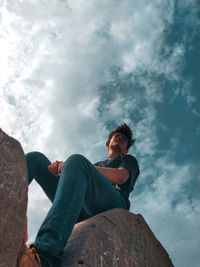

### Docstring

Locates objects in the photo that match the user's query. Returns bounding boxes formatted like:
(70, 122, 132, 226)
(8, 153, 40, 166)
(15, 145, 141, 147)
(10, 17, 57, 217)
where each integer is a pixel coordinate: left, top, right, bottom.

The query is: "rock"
(0, 129, 28, 267)
(62, 208, 174, 267)
(0, 129, 174, 267)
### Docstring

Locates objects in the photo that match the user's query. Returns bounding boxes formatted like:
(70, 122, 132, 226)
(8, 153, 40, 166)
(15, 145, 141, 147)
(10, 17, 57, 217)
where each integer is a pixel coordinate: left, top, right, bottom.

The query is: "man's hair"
(107, 123, 135, 150)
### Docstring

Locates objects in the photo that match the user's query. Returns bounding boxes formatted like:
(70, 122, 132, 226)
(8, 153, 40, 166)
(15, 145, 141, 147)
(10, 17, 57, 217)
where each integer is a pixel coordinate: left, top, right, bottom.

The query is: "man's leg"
(32, 154, 127, 266)
(25, 151, 59, 202)
(25, 152, 61, 266)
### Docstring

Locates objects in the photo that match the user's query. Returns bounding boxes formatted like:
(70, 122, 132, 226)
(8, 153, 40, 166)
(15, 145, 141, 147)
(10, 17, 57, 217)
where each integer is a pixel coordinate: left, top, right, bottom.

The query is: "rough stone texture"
(0, 129, 28, 267)
(62, 209, 174, 267)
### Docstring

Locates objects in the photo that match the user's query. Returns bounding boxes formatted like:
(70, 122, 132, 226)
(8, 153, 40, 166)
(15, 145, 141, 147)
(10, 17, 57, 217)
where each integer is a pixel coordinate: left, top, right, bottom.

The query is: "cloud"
(131, 152, 200, 267)
(0, 0, 184, 152)
(0, 1, 199, 267)
(27, 181, 51, 242)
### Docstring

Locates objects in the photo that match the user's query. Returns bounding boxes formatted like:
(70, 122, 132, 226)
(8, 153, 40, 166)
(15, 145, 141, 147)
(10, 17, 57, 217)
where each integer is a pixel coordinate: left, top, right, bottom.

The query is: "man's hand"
(57, 161, 64, 176)
(48, 161, 64, 176)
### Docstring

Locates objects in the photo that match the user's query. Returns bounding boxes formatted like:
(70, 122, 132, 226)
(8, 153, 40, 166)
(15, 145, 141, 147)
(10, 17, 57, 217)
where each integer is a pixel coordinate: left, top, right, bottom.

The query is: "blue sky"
(0, 1, 199, 266)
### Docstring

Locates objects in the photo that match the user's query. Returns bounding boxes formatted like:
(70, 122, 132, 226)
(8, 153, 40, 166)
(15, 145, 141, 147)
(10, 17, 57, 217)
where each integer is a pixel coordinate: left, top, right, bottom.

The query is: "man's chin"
(110, 144, 122, 153)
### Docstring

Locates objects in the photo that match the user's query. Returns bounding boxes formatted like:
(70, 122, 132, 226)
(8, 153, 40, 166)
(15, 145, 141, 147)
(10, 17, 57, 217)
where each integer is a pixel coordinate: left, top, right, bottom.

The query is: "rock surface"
(62, 209, 174, 267)
(0, 129, 28, 267)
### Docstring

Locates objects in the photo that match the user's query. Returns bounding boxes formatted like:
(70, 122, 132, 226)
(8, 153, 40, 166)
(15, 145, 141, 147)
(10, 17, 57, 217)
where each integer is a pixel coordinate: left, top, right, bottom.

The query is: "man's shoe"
(17, 245, 41, 267)
(16, 216, 41, 267)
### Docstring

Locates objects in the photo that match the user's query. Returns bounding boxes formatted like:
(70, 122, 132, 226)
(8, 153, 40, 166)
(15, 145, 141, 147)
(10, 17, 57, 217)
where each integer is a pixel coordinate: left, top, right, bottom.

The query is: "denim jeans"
(25, 152, 128, 266)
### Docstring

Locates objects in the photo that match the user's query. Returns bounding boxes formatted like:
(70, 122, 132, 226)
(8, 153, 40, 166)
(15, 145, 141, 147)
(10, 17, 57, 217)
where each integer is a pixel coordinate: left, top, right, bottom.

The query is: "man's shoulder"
(121, 154, 140, 171)
(94, 154, 139, 167)
(123, 154, 138, 162)
(124, 153, 136, 159)
(93, 159, 108, 166)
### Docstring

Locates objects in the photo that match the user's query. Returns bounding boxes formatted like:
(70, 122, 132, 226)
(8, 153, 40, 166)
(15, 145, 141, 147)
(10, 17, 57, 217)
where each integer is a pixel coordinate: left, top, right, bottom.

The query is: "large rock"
(0, 129, 28, 267)
(62, 209, 174, 267)
(0, 130, 174, 267)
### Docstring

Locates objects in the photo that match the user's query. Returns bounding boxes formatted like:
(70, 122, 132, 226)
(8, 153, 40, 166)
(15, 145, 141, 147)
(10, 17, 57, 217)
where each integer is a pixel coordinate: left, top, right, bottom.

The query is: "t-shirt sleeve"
(119, 154, 140, 189)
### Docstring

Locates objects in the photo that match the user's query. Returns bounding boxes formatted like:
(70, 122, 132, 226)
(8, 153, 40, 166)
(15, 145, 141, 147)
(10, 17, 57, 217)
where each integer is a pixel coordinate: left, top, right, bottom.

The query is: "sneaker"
(16, 216, 41, 267)
(17, 245, 41, 267)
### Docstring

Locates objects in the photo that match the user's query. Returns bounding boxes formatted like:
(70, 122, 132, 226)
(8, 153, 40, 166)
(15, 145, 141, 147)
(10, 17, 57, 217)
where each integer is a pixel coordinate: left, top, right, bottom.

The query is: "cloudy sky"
(0, 0, 199, 266)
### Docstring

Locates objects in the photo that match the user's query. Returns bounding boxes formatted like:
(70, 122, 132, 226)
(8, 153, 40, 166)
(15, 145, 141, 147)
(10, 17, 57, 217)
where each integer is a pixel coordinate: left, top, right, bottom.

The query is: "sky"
(0, 0, 199, 266)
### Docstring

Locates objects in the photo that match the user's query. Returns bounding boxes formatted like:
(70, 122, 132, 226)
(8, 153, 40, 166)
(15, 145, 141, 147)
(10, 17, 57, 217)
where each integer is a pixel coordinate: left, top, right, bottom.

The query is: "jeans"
(25, 152, 128, 266)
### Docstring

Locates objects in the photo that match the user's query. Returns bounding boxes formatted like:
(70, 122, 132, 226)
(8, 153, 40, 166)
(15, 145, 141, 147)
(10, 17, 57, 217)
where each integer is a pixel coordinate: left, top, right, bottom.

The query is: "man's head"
(106, 123, 135, 154)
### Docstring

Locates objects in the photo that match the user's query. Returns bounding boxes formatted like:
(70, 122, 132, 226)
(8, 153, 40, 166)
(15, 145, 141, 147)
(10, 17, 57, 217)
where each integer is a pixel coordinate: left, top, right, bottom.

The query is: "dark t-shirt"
(94, 153, 140, 209)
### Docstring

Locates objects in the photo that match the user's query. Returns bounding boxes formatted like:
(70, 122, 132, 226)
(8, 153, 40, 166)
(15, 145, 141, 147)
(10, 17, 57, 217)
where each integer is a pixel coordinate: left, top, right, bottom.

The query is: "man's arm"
(95, 166, 129, 184)
(48, 161, 129, 184)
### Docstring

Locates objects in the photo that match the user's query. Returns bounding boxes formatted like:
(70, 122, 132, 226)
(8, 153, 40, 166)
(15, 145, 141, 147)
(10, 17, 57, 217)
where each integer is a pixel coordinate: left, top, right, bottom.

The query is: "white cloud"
(0, 1, 199, 267)
(0, 0, 182, 151)
(131, 156, 200, 267)
(27, 181, 51, 242)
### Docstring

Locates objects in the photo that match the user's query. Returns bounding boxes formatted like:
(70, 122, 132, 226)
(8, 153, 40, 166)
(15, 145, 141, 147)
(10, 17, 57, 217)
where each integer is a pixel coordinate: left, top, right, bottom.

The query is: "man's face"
(106, 132, 129, 154)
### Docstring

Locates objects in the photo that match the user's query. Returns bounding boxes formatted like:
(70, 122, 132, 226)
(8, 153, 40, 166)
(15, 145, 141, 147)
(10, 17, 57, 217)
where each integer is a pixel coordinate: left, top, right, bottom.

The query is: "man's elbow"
(118, 176, 128, 184)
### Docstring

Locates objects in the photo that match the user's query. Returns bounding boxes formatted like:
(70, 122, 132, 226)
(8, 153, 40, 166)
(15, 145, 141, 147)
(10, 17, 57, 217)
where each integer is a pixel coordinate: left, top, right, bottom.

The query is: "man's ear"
(124, 149, 128, 154)
(106, 141, 109, 148)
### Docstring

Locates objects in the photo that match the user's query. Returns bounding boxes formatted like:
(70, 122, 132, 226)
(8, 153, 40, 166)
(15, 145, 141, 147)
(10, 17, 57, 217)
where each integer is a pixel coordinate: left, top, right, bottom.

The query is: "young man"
(19, 123, 140, 267)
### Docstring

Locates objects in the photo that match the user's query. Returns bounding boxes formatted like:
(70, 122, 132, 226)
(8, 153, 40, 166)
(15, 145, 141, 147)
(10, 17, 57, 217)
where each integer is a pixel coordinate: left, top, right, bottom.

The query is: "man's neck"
(108, 150, 122, 158)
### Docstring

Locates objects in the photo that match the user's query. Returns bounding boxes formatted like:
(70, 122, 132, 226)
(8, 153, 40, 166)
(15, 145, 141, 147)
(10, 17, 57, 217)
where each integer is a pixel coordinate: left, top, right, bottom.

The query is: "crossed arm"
(48, 161, 130, 185)
(94, 166, 129, 184)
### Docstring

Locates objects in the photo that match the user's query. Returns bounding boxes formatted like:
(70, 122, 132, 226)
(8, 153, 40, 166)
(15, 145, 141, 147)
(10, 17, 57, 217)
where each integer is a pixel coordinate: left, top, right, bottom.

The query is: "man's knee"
(25, 151, 46, 161)
(25, 151, 49, 173)
(66, 154, 88, 164)
(63, 154, 91, 176)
